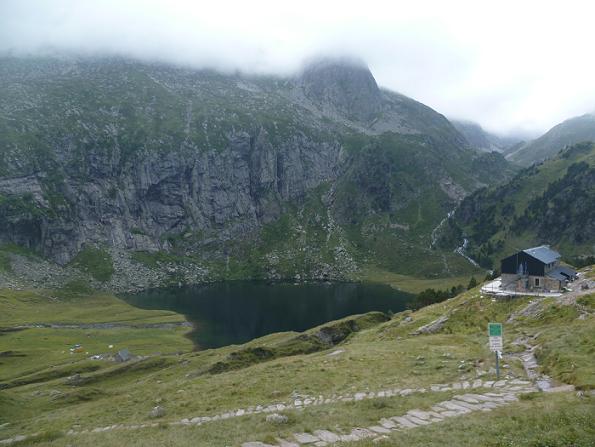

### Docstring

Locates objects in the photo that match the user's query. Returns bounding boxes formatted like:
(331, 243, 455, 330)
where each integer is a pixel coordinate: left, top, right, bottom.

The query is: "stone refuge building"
(500, 245, 577, 292)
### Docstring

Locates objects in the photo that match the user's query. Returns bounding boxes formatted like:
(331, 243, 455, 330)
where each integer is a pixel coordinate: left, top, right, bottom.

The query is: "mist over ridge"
(1, 0, 594, 135)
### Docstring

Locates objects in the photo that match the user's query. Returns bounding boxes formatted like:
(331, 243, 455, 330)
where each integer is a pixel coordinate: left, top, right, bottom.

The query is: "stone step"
(276, 439, 299, 447)
(349, 428, 376, 440)
(390, 416, 418, 428)
(379, 418, 397, 429)
(425, 410, 445, 420)
(449, 400, 481, 411)
(439, 410, 462, 417)
(242, 442, 277, 447)
(471, 394, 502, 402)
(544, 384, 575, 393)
(403, 414, 431, 425)
(407, 409, 431, 420)
(294, 433, 320, 444)
(454, 395, 481, 404)
(369, 425, 392, 434)
(313, 431, 340, 443)
(440, 401, 472, 413)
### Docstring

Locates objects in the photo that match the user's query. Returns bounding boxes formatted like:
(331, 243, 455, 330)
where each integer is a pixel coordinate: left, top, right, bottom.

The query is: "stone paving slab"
(440, 401, 472, 413)
(379, 418, 398, 429)
(425, 411, 445, 420)
(276, 439, 300, 447)
(450, 400, 481, 411)
(369, 426, 392, 434)
(544, 384, 575, 393)
(313, 431, 340, 443)
(391, 416, 418, 428)
(406, 415, 431, 425)
(294, 432, 320, 443)
(454, 395, 481, 404)
(407, 409, 431, 420)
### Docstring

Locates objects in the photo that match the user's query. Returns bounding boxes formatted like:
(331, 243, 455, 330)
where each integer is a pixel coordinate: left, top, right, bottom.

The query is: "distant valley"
(450, 119, 524, 154)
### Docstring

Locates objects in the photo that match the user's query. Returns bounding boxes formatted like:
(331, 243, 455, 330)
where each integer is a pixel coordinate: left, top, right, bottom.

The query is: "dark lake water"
(121, 281, 412, 349)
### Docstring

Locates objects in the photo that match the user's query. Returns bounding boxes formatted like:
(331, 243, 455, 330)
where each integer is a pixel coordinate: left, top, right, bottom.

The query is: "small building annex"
(500, 245, 577, 293)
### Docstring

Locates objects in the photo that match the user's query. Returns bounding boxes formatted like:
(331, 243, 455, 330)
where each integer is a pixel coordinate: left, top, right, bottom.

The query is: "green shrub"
(70, 246, 114, 282)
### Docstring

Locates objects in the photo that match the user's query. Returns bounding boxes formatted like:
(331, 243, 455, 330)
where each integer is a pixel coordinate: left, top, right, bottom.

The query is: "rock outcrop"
(298, 57, 383, 122)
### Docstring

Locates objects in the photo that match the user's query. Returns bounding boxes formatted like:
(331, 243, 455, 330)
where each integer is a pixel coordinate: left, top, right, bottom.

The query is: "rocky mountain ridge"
(0, 56, 512, 288)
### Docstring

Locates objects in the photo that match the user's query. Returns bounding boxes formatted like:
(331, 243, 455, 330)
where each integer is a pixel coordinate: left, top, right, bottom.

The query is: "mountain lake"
(121, 281, 413, 349)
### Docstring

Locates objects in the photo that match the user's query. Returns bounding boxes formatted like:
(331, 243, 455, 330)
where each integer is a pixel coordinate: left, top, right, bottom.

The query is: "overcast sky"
(1, 0, 594, 136)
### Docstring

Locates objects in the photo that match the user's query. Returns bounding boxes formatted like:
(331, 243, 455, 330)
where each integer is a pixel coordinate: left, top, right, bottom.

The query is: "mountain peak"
(297, 57, 382, 122)
(301, 55, 370, 71)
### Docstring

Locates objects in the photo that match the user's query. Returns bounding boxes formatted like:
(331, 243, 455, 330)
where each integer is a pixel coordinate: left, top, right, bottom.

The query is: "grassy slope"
(354, 266, 476, 294)
(0, 289, 185, 326)
(0, 267, 593, 445)
(0, 289, 190, 382)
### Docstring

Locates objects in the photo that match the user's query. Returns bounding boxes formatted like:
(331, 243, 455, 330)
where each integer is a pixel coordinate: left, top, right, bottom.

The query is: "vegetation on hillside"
(439, 142, 595, 269)
(69, 246, 115, 282)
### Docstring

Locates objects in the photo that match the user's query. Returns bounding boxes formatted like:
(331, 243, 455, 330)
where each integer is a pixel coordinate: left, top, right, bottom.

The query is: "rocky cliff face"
(1, 127, 343, 265)
(298, 58, 383, 122)
(0, 56, 513, 285)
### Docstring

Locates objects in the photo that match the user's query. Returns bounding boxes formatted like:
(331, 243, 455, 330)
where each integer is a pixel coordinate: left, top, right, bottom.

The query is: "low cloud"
(1, 0, 594, 136)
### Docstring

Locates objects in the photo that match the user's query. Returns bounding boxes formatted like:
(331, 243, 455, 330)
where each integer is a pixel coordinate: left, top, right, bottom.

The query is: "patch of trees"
(513, 161, 594, 244)
(407, 277, 478, 310)
(567, 255, 595, 269)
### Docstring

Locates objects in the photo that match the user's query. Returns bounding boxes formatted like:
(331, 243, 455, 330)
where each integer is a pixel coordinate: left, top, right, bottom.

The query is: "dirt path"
(558, 269, 594, 304)
(4, 321, 192, 330)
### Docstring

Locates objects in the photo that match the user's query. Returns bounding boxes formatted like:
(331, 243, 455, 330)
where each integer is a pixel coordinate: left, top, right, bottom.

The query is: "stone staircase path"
(241, 386, 539, 447)
(509, 337, 554, 391)
(0, 378, 533, 445)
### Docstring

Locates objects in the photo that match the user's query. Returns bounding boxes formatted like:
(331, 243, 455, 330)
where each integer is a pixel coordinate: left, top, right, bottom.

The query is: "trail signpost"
(488, 323, 503, 378)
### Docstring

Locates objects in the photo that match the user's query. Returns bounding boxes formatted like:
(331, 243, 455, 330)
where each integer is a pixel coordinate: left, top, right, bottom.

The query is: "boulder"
(265, 413, 288, 424)
(149, 406, 165, 419)
(412, 315, 449, 335)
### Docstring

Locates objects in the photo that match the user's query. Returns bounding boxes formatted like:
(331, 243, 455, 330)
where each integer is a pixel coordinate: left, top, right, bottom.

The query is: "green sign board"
(488, 323, 502, 337)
